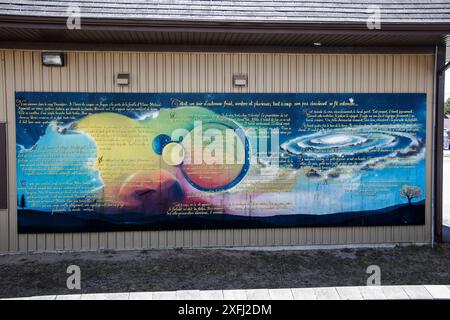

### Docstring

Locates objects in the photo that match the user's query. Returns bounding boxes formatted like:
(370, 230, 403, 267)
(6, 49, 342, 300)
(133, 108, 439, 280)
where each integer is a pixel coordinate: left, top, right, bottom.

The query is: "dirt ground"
(1, 245, 450, 298)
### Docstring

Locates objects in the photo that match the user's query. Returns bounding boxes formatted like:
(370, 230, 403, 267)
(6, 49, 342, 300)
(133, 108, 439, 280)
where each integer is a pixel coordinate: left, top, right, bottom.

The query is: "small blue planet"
(152, 134, 172, 155)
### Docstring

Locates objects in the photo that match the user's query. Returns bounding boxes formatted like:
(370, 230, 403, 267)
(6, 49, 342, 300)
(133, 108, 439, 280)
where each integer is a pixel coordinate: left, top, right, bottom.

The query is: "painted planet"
(152, 134, 172, 155)
(181, 122, 247, 191)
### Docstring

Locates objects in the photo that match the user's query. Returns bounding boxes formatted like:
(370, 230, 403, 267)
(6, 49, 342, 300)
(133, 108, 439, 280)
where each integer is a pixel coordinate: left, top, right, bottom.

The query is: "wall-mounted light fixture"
(233, 74, 248, 87)
(116, 73, 130, 85)
(41, 52, 66, 67)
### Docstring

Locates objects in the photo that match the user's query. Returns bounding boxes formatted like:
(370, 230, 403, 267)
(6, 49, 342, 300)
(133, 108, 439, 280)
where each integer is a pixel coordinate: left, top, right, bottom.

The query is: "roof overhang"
(1, 15, 450, 33)
(0, 15, 448, 52)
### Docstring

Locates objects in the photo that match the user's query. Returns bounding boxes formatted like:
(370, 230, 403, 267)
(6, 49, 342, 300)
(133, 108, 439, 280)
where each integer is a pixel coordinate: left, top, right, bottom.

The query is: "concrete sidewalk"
(4, 285, 450, 300)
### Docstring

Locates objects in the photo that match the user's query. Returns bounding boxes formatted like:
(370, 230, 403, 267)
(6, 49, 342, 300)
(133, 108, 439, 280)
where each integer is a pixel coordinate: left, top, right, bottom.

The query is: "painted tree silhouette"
(400, 185, 421, 205)
(19, 194, 26, 209)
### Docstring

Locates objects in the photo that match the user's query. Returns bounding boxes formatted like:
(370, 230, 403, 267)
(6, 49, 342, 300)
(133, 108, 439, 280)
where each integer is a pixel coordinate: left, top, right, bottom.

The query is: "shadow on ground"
(0, 245, 449, 298)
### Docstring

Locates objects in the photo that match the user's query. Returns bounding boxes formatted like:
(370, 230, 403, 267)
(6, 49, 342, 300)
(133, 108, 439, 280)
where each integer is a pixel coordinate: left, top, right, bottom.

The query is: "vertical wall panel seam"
(8, 51, 14, 251)
(1, 51, 8, 251)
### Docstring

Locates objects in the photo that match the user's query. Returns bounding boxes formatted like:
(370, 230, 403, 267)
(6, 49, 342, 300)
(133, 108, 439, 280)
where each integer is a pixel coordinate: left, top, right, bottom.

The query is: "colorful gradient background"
(15, 92, 427, 233)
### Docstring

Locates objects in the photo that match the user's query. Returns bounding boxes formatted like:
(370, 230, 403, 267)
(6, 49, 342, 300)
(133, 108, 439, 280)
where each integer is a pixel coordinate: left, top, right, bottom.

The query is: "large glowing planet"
(181, 122, 249, 191)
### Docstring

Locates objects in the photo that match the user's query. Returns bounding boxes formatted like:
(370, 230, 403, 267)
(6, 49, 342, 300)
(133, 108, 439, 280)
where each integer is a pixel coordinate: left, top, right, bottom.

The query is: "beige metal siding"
(0, 50, 435, 252)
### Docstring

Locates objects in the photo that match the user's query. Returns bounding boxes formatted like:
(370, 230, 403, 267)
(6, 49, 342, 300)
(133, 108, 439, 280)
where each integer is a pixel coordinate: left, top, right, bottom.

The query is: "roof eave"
(0, 15, 449, 35)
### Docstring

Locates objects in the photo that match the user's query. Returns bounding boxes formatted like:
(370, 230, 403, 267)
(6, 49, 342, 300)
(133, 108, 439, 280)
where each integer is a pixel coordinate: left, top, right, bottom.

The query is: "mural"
(15, 92, 426, 233)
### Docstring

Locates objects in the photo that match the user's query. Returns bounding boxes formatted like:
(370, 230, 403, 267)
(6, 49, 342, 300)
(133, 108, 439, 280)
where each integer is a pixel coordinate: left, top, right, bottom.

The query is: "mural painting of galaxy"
(15, 92, 426, 233)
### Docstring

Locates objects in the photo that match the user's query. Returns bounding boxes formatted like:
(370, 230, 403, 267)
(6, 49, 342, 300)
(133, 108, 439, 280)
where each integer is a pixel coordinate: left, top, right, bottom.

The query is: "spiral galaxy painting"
(15, 92, 426, 233)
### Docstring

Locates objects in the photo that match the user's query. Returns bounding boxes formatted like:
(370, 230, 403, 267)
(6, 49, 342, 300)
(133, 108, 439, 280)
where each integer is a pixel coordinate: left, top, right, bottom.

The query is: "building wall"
(0, 50, 435, 252)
